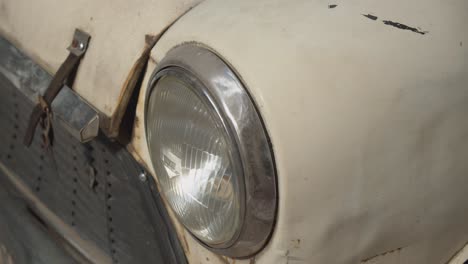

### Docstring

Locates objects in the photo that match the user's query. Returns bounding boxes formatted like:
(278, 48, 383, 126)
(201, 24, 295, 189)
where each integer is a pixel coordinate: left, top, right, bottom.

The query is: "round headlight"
(145, 44, 277, 257)
(146, 73, 243, 245)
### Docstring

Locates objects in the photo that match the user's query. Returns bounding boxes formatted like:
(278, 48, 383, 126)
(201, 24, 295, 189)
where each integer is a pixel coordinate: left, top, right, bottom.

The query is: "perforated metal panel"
(0, 67, 186, 264)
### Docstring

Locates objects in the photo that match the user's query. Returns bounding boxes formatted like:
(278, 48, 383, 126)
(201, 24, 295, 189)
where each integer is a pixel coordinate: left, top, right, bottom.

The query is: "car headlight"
(145, 43, 277, 257)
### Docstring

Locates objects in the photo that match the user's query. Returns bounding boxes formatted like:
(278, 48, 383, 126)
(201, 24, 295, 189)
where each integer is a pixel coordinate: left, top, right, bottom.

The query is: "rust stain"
(101, 5, 200, 140)
(100, 33, 157, 138)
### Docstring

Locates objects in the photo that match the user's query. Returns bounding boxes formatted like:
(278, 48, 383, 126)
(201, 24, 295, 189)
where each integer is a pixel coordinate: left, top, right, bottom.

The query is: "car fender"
(132, 0, 468, 263)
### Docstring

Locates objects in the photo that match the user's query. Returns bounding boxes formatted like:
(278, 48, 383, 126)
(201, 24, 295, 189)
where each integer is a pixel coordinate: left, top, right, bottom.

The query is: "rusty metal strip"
(23, 29, 91, 147)
(100, 33, 160, 139)
(100, 6, 199, 140)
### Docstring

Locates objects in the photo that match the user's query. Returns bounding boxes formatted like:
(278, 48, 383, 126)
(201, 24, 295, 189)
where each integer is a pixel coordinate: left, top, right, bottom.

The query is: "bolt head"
(138, 172, 147, 182)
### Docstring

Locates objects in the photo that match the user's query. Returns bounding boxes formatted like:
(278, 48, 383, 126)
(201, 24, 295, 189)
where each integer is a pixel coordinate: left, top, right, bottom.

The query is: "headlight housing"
(145, 43, 277, 257)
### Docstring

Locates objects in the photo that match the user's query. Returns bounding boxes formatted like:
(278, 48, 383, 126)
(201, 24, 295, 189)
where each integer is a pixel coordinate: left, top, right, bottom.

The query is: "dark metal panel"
(0, 173, 80, 264)
(0, 37, 50, 99)
(0, 46, 187, 264)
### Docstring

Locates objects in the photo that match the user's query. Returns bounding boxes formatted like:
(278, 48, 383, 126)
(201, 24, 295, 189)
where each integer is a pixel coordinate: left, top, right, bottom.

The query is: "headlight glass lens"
(146, 74, 242, 245)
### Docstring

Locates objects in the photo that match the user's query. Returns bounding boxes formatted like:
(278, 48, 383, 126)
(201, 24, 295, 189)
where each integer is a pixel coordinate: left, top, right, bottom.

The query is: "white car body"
(1, 0, 467, 263)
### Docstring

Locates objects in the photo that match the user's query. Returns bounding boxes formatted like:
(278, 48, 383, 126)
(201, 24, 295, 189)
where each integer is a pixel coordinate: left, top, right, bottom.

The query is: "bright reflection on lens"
(146, 75, 242, 245)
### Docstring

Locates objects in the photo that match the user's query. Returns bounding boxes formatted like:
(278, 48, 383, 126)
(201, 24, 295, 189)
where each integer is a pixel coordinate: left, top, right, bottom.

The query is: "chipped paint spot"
(328, 4, 337, 9)
(362, 14, 378, 21)
(361, 14, 427, 35)
(382, 20, 428, 35)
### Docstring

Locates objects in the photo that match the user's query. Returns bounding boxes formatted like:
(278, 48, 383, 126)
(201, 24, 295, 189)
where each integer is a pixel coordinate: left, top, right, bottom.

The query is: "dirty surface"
(0, 172, 78, 264)
(0, 0, 203, 117)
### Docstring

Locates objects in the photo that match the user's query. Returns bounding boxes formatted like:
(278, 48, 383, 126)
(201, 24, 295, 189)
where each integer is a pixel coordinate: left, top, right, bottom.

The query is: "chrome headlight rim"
(144, 43, 277, 258)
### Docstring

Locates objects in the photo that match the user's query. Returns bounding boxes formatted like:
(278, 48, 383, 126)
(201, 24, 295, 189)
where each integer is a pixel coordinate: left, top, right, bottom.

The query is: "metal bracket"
(67, 29, 91, 57)
(23, 28, 93, 147)
(51, 86, 100, 143)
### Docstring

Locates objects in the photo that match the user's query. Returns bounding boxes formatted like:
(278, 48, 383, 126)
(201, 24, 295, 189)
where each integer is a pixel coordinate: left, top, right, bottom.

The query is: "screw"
(71, 40, 85, 51)
(138, 171, 147, 182)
